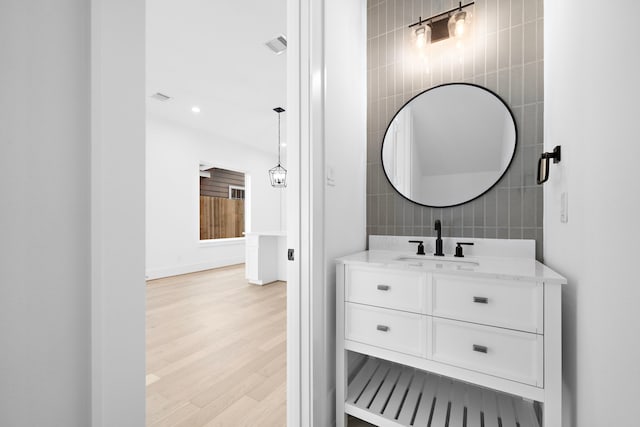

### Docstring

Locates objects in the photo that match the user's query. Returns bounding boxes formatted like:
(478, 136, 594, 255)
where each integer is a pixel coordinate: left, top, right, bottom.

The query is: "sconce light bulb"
(448, 10, 469, 40)
(415, 26, 426, 48)
(455, 17, 465, 37)
(415, 25, 430, 49)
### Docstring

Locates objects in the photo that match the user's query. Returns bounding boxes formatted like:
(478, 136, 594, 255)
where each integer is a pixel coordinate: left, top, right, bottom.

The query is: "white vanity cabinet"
(336, 246, 565, 427)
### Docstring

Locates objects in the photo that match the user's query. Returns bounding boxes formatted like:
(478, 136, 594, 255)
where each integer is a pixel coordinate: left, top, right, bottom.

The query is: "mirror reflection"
(381, 83, 517, 207)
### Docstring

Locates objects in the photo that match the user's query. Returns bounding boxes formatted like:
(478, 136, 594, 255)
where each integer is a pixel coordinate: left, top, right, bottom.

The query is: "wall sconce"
(409, 1, 474, 46)
(414, 24, 431, 48)
(449, 4, 470, 39)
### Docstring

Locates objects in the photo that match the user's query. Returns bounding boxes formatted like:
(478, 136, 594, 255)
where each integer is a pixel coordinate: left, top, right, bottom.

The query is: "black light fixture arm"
(273, 107, 285, 165)
(408, 1, 474, 28)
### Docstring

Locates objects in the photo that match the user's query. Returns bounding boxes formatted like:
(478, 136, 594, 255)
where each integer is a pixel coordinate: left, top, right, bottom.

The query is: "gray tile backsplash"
(367, 0, 544, 261)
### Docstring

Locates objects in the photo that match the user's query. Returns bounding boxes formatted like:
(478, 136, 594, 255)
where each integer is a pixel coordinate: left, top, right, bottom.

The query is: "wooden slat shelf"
(345, 358, 540, 427)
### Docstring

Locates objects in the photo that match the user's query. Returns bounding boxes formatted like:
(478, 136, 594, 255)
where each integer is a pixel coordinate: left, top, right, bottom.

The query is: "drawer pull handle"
(473, 344, 488, 354)
(473, 296, 489, 304)
(376, 325, 390, 332)
(377, 284, 390, 291)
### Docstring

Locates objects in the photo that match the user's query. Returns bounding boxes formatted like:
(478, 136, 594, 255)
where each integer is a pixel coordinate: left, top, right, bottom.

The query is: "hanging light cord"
(277, 111, 281, 165)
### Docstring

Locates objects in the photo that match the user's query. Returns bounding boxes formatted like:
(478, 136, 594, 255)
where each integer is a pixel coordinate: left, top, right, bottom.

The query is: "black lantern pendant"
(269, 107, 287, 188)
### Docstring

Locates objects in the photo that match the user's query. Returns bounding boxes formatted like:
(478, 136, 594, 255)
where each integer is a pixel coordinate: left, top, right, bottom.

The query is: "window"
(199, 167, 245, 240)
(229, 185, 245, 200)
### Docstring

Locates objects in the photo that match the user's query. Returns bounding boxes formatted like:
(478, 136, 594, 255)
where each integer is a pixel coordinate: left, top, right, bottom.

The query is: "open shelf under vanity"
(346, 356, 540, 427)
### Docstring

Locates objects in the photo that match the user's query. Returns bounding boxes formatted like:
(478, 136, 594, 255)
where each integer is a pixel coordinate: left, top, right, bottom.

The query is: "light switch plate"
(560, 192, 568, 223)
(326, 165, 336, 187)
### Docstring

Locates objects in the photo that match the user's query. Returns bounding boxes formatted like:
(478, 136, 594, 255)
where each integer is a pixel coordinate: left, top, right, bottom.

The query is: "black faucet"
(409, 240, 425, 255)
(434, 220, 444, 256)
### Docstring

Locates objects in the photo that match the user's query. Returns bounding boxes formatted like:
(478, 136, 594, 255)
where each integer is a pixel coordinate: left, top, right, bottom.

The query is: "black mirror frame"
(380, 82, 518, 208)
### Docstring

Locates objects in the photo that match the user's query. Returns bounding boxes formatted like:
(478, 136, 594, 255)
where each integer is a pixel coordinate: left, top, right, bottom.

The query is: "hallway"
(146, 265, 286, 426)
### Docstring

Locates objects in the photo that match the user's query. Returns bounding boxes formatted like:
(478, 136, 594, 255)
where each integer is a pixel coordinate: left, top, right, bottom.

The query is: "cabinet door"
(246, 245, 260, 281)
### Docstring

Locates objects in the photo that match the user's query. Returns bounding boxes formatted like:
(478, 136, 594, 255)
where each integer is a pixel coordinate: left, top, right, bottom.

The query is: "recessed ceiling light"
(191, 106, 201, 114)
(281, 143, 287, 147)
(265, 35, 287, 55)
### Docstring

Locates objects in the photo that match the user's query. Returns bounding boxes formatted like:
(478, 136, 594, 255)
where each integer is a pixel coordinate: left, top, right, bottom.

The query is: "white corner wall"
(0, 2, 92, 425)
(544, 1, 640, 426)
(321, 0, 368, 424)
(146, 118, 284, 279)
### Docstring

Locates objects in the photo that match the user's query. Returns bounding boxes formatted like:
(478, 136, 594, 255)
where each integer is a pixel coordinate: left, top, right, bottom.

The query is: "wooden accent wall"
(200, 196, 245, 240)
(200, 168, 245, 198)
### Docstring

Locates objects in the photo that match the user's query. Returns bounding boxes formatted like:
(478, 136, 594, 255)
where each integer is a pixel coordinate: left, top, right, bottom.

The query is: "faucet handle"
(408, 240, 425, 255)
(454, 242, 474, 258)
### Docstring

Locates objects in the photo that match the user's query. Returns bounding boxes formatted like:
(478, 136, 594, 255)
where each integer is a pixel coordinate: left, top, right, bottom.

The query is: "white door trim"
(287, 0, 326, 425)
(91, 0, 316, 425)
(91, 0, 146, 425)
(286, 0, 303, 423)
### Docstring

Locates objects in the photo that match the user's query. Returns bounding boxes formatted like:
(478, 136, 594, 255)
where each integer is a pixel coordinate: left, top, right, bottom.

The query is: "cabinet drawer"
(346, 266, 428, 314)
(345, 303, 428, 357)
(431, 318, 543, 386)
(432, 275, 543, 333)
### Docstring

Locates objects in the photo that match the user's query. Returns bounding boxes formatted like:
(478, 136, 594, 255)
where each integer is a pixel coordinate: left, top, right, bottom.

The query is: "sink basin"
(394, 256, 479, 268)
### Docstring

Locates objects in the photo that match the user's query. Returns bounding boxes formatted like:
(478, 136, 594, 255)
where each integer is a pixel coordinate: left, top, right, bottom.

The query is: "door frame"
(90, 0, 322, 426)
(286, 0, 324, 425)
(90, 1, 146, 425)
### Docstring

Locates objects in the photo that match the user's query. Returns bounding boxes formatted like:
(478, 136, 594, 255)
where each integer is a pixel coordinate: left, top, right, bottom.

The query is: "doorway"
(91, 0, 365, 425)
(144, 1, 289, 425)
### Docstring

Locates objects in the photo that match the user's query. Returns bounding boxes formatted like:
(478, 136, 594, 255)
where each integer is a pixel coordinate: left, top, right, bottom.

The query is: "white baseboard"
(146, 257, 245, 280)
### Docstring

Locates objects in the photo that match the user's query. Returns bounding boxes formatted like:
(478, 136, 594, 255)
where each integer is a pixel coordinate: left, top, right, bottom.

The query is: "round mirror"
(381, 83, 517, 208)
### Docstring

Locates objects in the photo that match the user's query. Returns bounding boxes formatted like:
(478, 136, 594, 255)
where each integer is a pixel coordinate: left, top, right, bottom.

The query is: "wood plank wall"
(200, 196, 245, 240)
(200, 168, 245, 198)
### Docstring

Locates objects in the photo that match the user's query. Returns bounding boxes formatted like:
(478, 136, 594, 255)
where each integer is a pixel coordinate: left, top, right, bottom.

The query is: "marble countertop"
(336, 250, 567, 284)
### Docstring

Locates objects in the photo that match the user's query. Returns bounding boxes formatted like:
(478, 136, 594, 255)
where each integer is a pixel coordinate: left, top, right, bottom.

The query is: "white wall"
(146, 118, 284, 279)
(0, 2, 91, 425)
(321, 0, 368, 425)
(544, 1, 640, 426)
(91, 1, 146, 425)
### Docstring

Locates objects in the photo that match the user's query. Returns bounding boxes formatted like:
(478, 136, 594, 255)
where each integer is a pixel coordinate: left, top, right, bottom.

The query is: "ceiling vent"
(265, 35, 287, 55)
(150, 92, 172, 102)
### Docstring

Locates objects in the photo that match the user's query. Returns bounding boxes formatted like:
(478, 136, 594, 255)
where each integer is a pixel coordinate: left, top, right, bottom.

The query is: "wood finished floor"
(146, 265, 286, 427)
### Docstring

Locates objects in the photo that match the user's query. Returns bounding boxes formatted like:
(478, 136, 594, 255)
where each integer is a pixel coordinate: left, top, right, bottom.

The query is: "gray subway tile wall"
(366, 0, 545, 261)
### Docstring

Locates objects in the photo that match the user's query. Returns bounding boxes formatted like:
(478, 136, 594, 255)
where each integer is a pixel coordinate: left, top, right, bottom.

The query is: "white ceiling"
(146, 0, 287, 155)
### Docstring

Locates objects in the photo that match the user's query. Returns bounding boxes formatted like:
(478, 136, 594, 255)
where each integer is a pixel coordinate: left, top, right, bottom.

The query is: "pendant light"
(269, 107, 287, 188)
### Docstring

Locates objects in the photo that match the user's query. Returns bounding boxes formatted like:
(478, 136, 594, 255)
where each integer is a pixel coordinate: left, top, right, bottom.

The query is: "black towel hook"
(537, 145, 561, 185)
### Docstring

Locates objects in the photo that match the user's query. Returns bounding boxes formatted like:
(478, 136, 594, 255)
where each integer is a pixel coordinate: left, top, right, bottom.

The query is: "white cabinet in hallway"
(245, 231, 287, 285)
